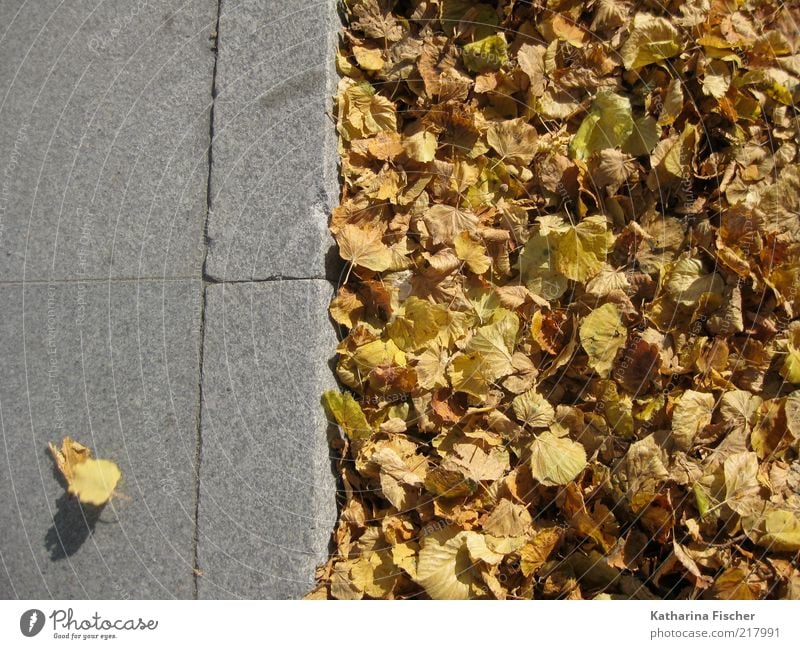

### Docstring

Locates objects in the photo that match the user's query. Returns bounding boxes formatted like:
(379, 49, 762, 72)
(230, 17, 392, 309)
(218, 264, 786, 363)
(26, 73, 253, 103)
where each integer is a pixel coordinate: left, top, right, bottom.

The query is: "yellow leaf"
(718, 390, 762, 438)
(366, 131, 404, 160)
(671, 390, 714, 451)
(422, 204, 479, 245)
(70, 459, 122, 506)
(336, 224, 394, 272)
(462, 34, 508, 73)
(579, 303, 627, 377)
(321, 390, 373, 441)
(48, 437, 121, 506)
(517, 233, 569, 300)
(352, 44, 384, 71)
(786, 390, 800, 438)
(664, 257, 724, 307)
(712, 568, 758, 600)
(414, 528, 482, 599)
(739, 69, 793, 106)
(391, 542, 418, 579)
(519, 527, 561, 576)
(723, 452, 760, 516)
(368, 167, 401, 202)
(569, 93, 633, 160)
(597, 381, 634, 437)
(549, 13, 586, 48)
(447, 353, 491, 398)
(781, 322, 800, 384)
(622, 115, 661, 156)
(619, 435, 670, 496)
(486, 118, 538, 165)
(330, 562, 363, 600)
(620, 13, 681, 70)
(555, 216, 614, 282)
(744, 507, 800, 552)
(403, 129, 438, 162)
(512, 388, 555, 428)
(387, 297, 448, 351)
(760, 510, 800, 552)
(350, 0, 405, 41)
(352, 338, 407, 373)
(411, 344, 450, 390)
(454, 231, 491, 274)
(758, 165, 800, 241)
(651, 123, 697, 183)
(336, 47, 361, 78)
(371, 446, 425, 509)
(483, 499, 532, 538)
(585, 265, 631, 297)
(48, 436, 90, 482)
(529, 429, 587, 486)
(702, 60, 731, 99)
(449, 309, 519, 396)
(448, 436, 510, 482)
(424, 465, 477, 499)
(465, 532, 507, 565)
(517, 43, 546, 96)
(329, 287, 365, 328)
(338, 83, 397, 140)
(658, 78, 684, 126)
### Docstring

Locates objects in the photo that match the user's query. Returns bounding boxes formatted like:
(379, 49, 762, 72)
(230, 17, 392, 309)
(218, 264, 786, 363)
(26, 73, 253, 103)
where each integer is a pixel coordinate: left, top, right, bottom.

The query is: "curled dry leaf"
(49, 437, 121, 506)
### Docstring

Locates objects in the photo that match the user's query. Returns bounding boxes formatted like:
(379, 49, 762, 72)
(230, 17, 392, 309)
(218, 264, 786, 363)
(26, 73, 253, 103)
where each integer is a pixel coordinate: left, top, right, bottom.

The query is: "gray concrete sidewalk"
(0, 0, 340, 599)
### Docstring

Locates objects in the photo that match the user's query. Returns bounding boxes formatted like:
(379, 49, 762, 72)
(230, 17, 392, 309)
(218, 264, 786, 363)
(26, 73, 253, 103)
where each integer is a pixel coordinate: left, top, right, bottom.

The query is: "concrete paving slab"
(0, 279, 202, 598)
(204, 0, 339, 281)
(0, 0, 343, 601)
(0, 0, 217, 281)
(197, 279, 339, 599)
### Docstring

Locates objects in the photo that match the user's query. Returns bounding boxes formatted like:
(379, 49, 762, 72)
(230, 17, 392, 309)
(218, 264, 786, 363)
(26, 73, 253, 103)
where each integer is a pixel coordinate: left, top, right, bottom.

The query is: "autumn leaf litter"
(309, 0, 800, 600)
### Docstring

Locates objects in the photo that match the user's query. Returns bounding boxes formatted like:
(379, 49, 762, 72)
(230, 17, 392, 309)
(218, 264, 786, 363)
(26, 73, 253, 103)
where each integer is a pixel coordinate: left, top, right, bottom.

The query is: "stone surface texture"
(0, 0, 216, 281)
(205, 0, 340, 281)
(0, 0, 340, 599)
(0, 280, 201, 598)
(197, 280, 338, 598)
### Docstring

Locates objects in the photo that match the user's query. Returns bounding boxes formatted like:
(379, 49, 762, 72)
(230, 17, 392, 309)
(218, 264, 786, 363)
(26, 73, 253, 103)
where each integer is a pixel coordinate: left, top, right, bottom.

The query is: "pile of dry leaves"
(307, 0, 800, 600)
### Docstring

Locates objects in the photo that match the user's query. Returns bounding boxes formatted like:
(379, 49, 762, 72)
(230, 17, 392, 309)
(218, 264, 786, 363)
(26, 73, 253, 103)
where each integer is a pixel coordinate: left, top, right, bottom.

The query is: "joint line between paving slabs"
(193, 0, 223, 599)
(203, 276, 331, 284)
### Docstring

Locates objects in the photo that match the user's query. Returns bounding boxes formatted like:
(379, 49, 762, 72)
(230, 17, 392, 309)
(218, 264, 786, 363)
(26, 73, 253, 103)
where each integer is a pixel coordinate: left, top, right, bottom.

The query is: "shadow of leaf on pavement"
(45, 494, 105, 561)
(45, 452, 106, 560)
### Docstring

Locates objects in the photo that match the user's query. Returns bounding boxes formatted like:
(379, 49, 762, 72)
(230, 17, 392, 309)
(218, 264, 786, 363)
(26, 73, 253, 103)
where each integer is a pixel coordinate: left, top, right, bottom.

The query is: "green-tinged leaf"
(322, 390, 373, 441)
(462, 34, 508, 73)
(744, 508, 800, 552)
(580, 303, 627, 377)
(555, 216, 614, 282)
(570, 93, 633, 160)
